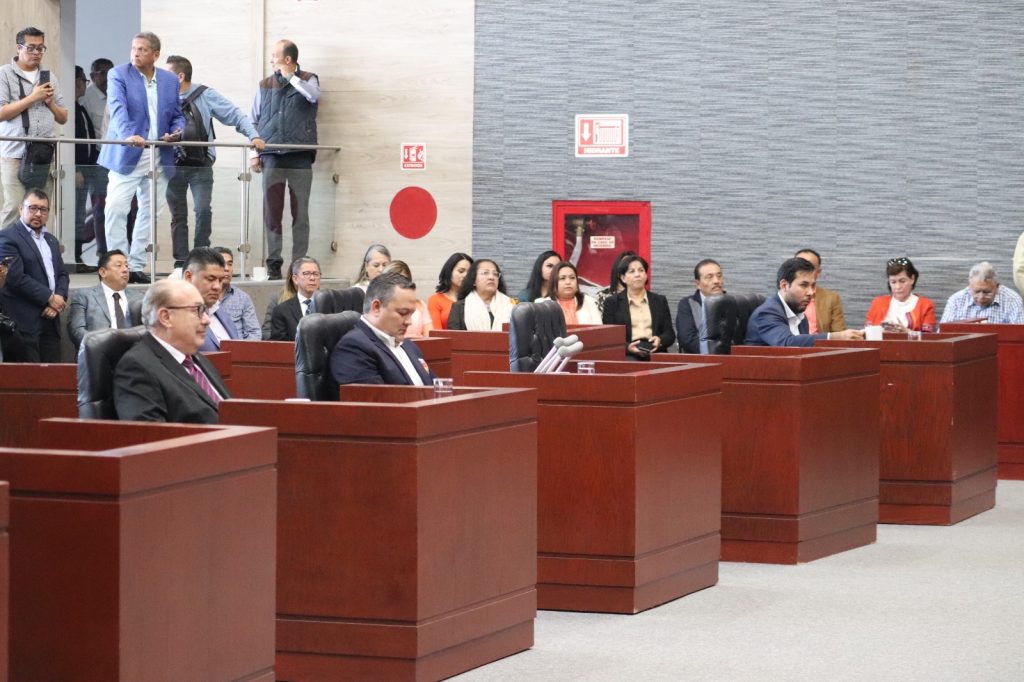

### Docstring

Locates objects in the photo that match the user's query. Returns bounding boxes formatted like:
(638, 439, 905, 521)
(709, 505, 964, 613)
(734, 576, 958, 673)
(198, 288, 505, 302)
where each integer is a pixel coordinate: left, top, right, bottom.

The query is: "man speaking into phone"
(0, 26, 68, 226)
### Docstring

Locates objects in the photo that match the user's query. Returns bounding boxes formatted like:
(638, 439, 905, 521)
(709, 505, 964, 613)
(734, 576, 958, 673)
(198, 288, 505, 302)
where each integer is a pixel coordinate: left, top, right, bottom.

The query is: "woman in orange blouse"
(865, 257, 936, 332)
(547, 261, 601, 325)
(427, 252, 472, 330)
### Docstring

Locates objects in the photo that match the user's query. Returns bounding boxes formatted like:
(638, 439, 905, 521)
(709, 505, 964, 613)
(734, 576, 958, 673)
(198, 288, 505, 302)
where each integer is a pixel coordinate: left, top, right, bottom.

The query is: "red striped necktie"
(182, 356, 221, 404)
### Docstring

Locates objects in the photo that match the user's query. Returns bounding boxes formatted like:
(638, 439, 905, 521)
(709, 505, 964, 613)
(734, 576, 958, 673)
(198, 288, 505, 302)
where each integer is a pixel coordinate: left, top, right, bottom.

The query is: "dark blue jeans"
(165, 165, 215, 264)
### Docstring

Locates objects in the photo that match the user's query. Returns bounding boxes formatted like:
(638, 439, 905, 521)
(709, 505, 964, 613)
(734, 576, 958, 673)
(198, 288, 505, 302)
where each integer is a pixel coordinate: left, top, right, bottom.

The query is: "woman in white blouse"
(446, 259, 515, 331)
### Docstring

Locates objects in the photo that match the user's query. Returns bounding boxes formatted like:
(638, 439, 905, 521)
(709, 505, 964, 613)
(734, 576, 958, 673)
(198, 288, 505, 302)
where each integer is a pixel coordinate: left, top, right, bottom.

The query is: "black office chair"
(77, 326, 148, 419)
(294, 311, 361, 400)
(313, 287, 364, 315)
(734, 293, 766, 348)
(704, 293, 767, 354)
(509, 300, 567, 372)
(128, 299, 143, 329)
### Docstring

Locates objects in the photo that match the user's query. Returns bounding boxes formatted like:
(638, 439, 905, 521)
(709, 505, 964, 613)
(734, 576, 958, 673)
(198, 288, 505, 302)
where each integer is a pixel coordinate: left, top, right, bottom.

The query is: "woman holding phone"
(601, 254, 674, 358)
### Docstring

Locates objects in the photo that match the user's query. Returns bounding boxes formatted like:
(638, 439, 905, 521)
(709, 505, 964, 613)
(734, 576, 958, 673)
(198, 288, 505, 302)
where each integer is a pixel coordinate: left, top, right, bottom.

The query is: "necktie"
(303, 298, 314, 316)
(112, 292, 126, 329)
(698, 302, 709, 355)
(182, 356, 221, 404)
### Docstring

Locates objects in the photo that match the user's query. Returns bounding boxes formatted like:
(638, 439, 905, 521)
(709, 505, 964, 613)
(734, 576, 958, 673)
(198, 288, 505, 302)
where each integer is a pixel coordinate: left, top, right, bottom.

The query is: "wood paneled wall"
(142, 0, 474, 282)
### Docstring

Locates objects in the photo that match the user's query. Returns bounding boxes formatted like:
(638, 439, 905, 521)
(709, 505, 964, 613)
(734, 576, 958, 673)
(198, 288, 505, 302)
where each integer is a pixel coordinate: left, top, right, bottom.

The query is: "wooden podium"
(820, 333, 998, 524)
(0, 482, 7, 682)
(0, 419, 278, 682)
(431, 324, 624, 382)
(413, 335, 453, 378)
(941, 323, 1024, 479)
(0, 363, 77, 448)
(221, 339, 296, 399)
(219, 386, 538, 681)
(656, 347, 881, 564)
(463, 362, 722, 614)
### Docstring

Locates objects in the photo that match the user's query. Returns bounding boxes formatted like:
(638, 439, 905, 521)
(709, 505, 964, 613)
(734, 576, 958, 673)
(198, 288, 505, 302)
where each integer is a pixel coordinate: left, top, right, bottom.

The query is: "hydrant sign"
(575, 114, 628, 157)
(401, 143, 426, 170)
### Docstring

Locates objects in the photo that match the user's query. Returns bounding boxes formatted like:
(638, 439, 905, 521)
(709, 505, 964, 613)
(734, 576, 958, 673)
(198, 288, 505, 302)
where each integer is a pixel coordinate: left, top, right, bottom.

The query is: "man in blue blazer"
(180, 247, 238, 352)
(745, 257, 864, 347)
(0, 189, 70, 362)
(330, 272, 436, 386)
(98, 31, 185, 284)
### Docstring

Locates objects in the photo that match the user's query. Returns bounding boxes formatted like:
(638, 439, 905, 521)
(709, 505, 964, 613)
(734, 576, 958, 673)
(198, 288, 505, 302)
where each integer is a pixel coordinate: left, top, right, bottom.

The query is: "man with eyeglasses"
(0, 27, 68, 225)
(940, 261, 1024, 325)
(113, 278, 231, 423)
(0, 188, 70, 362)
(180, 246, 240, 351)
(270, 256, 321, 341)
(676, 258, 725, 354)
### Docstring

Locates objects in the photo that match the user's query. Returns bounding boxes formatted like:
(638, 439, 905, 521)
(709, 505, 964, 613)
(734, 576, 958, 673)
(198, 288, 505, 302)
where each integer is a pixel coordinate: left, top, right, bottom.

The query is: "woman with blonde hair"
(383, 260, 433, 337)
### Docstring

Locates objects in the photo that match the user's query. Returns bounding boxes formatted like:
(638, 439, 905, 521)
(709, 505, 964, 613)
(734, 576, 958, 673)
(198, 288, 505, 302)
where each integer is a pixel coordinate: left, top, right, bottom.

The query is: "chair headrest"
(294, 311, 361, 400)
(509, 299, 566, 372)
(77, 326, 148, 419)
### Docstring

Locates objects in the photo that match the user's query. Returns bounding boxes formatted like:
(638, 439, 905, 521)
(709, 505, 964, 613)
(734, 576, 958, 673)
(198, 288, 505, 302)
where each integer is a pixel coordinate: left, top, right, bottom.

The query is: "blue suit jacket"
(329, 319, 436, 386)
(744, 293, 827, 347)
(98, 63, 185, 175)
(200, 307, 241, 352)
(0, 221, 70, 335)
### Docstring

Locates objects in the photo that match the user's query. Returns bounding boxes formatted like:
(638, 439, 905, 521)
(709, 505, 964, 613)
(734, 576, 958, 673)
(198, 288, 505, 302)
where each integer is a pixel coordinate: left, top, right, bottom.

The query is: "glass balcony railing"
(0, 134, 340, 280)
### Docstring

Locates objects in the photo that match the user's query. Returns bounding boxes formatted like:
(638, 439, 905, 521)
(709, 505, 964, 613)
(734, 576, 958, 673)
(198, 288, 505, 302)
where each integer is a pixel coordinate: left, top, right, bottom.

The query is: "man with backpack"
(165, 55, 265, 268)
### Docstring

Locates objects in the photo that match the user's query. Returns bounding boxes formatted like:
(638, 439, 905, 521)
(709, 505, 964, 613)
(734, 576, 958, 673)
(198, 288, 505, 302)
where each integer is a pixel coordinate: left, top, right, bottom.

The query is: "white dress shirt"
(361, 316, 425, 386)
(101, 282, 128, 328)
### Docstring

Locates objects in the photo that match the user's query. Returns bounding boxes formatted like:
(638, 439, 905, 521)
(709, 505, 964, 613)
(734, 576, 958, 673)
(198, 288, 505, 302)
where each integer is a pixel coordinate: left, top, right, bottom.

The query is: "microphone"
(535, 335, 576, 373)
(553, 341, 585, 373)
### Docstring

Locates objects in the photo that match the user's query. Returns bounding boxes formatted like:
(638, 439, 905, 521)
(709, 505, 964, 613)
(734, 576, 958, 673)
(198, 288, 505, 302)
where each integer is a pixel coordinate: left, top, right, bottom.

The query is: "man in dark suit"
(745, 257, 864, 347)
(676, 258, 724, 354)
(270, 256, 320, 341)
(330, 271, 435, 386)
(0, 189, 70, 362)
(67, 249, 142, 349)
(180, 247, 237, 351)
(113, 279, 230, 423)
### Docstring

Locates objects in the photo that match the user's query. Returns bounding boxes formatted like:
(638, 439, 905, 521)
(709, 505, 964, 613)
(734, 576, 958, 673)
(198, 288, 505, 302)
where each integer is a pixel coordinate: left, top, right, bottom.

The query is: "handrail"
(0, 134, 341, 278)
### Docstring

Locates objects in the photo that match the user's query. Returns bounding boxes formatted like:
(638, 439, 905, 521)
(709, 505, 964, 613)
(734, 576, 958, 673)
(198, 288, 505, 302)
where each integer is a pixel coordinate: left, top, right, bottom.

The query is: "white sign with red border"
(575, 114, 629, 158)
(401, 143, 426, 170)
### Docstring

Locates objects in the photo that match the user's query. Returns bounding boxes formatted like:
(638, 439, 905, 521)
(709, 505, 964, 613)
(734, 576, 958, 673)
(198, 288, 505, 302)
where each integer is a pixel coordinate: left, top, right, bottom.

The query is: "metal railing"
(0, 134, 341, 279)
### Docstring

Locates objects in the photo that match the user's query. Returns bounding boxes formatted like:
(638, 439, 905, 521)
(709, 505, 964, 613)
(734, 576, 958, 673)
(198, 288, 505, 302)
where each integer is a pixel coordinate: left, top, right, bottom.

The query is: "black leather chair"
(704, 293, 767, 354)
(77, 326, 149, 419)
(128, 298, 143, 329)
(509, 300, 567, 372)
(313, 287, 364, 315)
(294, 311, 361, 400)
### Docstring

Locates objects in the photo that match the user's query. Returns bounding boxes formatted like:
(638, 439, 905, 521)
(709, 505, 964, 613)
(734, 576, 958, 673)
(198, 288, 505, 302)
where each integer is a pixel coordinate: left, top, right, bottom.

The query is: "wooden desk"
(656, 347, 881, 563)
(0, 419, 277, 682)
(819, 333, 998, 524)
(463, 362, 722, 614)
(220, 386, 537, 681)
(0, 364, 77, 448)
(431, 324, 624, 382)
(0, 482, 7, 682)
(412, 335, 453, 378)
(941, 324, 1024, 479)
(220, 340, 295, 400)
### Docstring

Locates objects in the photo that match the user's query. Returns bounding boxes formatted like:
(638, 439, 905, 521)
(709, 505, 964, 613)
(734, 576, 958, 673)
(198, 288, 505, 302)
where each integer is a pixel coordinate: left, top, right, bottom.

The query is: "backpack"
(175, 85, 214, 167)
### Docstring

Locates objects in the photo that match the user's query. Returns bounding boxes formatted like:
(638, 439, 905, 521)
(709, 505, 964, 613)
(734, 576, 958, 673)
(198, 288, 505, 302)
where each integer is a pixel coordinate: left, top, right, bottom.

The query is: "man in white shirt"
(330, 272, 436, 387)
(67, 249, 143, 349)
(81, 58, 112, 134)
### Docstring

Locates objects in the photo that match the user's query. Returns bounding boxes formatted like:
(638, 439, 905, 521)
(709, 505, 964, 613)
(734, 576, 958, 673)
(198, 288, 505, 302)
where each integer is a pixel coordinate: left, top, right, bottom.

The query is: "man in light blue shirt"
(165, 56, 265, 268)
(940, 261, 1024, 325)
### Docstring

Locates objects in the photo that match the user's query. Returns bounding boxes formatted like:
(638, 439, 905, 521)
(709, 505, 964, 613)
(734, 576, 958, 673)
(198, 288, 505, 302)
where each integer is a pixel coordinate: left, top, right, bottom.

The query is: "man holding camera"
(164, 56, 264, 268)
(0, 26, 68, 226)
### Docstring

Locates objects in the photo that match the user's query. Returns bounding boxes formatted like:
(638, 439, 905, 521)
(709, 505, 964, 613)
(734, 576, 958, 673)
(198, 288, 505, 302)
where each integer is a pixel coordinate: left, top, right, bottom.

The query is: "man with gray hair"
(940, 261, 1024, 324)
(330, 271, 436, 388)
(113, 278, 230, 423)
(269, 256, 321, 341)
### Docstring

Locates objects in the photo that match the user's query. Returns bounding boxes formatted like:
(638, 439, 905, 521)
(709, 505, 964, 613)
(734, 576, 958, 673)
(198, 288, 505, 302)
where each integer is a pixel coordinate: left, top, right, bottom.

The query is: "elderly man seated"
(940, 261, 1024, 325)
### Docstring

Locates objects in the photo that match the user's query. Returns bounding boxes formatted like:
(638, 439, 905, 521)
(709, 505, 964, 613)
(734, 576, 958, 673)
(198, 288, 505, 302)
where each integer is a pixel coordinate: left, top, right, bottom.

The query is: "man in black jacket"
(676, 259, 724, 354)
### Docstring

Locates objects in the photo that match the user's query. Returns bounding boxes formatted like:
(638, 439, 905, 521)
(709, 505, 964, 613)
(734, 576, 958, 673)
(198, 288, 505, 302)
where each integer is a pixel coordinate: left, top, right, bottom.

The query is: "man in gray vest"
(676, 259, 724, 354)
(249, 39, 319, 281)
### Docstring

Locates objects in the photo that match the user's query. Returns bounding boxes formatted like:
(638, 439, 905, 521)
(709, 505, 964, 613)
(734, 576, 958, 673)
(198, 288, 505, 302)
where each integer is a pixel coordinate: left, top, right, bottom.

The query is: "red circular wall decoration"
(389, 186, 437, 239)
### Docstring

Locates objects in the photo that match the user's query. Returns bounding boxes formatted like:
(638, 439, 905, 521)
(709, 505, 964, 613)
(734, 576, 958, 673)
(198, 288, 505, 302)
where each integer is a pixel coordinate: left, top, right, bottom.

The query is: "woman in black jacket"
(601, 254, 675, 358)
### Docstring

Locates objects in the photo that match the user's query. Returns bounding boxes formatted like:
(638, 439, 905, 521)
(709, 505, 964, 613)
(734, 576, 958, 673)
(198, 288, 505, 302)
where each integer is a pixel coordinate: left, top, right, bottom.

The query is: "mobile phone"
(637, 338, 654, 353)
(39, 70, 50, 85)
(0, 255, 14, 267)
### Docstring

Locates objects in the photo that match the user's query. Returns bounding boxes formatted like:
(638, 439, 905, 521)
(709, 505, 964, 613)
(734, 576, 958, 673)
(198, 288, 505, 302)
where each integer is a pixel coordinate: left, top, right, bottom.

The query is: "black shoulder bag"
(16, 76, 56, 189)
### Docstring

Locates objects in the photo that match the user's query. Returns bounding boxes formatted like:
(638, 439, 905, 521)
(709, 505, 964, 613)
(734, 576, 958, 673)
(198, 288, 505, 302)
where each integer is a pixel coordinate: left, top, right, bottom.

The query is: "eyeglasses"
(478, 269, 501, 278)
(18, 44, 46, 54)
(165, 304, 209, 317)
(887, 257, 910, 266)
(23, 204, 49, 214)
(298, 271, 321, 279)
(77, 77, 90, 84)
